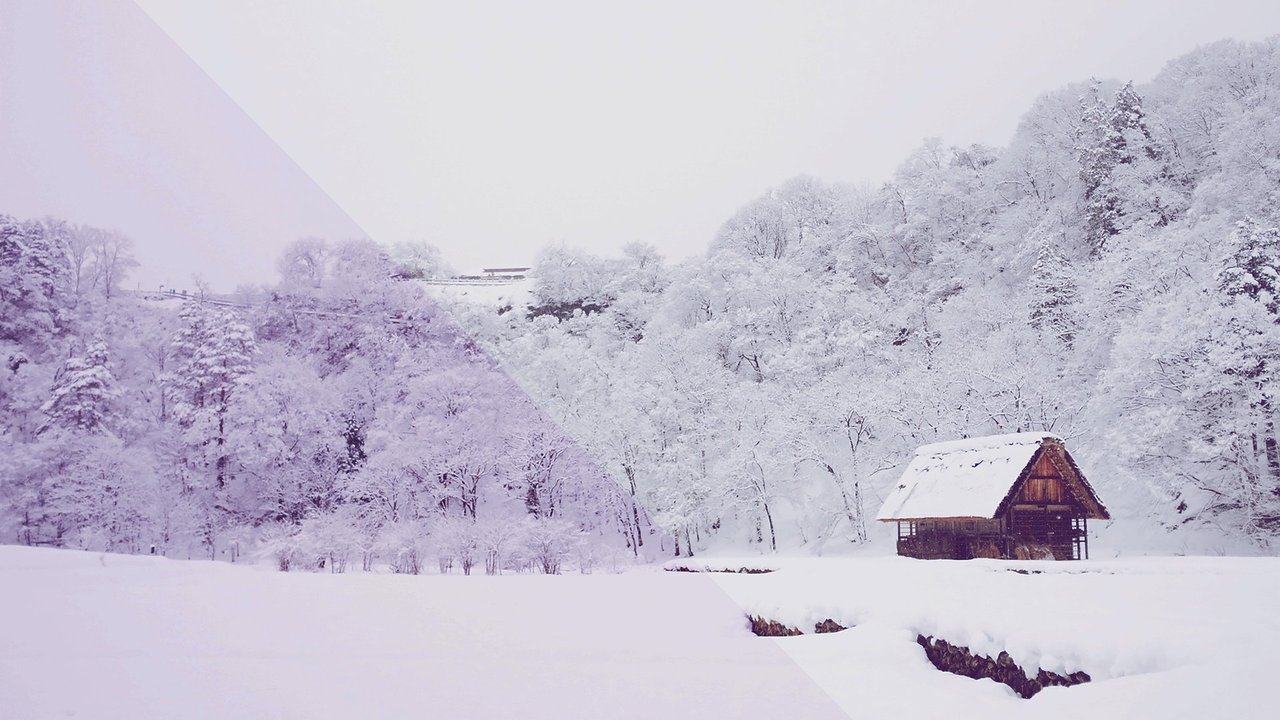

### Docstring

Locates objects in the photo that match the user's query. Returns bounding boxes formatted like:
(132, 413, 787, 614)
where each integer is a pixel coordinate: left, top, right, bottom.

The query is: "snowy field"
(0, 547, 845, 720)
(3, 547, 1277, 720)
(686, 555, 1280, 719)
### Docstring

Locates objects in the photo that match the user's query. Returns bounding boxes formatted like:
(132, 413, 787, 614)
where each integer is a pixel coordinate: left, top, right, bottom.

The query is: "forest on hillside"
(0, 226, 648, 571)
(3, 38, 1280, 564)
(448, 38, 1280, 554)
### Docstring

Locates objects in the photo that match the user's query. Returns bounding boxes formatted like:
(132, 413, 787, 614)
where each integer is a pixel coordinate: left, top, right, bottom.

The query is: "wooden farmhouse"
(876, 433, 1109, 560)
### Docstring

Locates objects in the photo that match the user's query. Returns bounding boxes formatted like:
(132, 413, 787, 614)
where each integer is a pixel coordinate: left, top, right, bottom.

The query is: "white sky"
(5, 2, 1280, 287)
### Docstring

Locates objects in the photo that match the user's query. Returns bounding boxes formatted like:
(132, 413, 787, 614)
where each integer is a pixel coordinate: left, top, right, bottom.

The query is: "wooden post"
(1083, 516, 1089, 560)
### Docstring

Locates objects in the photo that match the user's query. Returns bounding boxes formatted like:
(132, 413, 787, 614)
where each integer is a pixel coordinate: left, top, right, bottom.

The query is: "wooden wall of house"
(898, 515, 1080, 561)
(1005, 448, 1084, 559)
(1006, 506, 1076, 560)
(1014, 452, 1068, 504)
(898, 532, 957, 560)
(897, 520, 1004, 560)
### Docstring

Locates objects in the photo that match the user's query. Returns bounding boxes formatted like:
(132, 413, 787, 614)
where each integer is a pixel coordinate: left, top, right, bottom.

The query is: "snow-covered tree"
(165, 302, 257, 497)
(1028, 241, 1080, 346)
(521, 517, 582, 575)
(276, 236, 329, 288)
(0, 215, 69, 353)
(1077, 81, 1125, 255)
(1220, 219, 1280, 317)
(40, 341, 116, 433)
(388, 240, 451, 280)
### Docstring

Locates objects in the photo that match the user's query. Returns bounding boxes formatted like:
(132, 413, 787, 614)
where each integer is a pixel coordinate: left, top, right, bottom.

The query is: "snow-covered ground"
(3, 547, 1276, 719)
(684, 554, 1280, 719)
(0, 546, 845, 720)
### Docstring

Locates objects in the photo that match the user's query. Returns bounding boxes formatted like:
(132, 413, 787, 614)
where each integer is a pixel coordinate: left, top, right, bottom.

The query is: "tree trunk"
(763, 501, 777, 552)
(626, 469, 644, 548)
(821, 462, 864, 542)
(852, 479, 867, 542)
(1264, 420, 1280, 489)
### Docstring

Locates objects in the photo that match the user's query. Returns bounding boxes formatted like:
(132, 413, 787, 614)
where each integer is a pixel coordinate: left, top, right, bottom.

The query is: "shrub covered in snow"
(432, 516, 479, 575)
(521, 517, 583, 575)
(378, 520, 430, 575)
(297, 511, 362, 573)
(256, 523, 304, 572)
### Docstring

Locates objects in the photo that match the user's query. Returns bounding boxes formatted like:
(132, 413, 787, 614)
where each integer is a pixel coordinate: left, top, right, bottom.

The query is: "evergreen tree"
(1028, 241, 1080, 346)
(1220, 219, 1280, 318)
(0, 215, 70, 352)
(1076, 82, 1123, 255)
(1108, 81, 1157, 164)
(339, 415, 367, 474)
(40, 341, 115, 433)
(1211, 220, 1280, 519)
(164, 302, 257, 489)
(1109, 81, 1188, 229)
(1076, 81, 1168, 254)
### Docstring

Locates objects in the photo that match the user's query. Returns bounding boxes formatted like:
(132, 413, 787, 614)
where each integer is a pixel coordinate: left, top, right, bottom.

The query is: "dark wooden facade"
(893, 439, 1108, 561)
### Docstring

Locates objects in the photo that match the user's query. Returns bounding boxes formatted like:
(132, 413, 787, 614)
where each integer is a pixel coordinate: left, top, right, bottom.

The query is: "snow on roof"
(876, 432, 1060, 521)
(422, 277, 534, 310)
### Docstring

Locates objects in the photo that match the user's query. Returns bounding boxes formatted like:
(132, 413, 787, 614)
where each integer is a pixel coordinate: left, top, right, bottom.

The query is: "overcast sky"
(4, 1, 1280, 288)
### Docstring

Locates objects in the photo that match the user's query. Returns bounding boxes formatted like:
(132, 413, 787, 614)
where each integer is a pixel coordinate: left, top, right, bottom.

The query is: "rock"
(916, 634, 1090, 699)
(813, 618, 848, 634)
(748, 616, 803, 637)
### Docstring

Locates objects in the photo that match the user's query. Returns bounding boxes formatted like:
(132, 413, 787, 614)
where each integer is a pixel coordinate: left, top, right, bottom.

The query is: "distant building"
(482, 267, 531, 279)
(877, 433, 1109, 560)
(424, 266, 533, 286)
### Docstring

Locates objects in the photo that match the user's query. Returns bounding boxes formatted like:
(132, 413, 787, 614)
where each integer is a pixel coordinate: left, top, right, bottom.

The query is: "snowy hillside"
(0, 227, 652, 564)
(460, 38, 1280, 556)
(3, 546, 1276, 719)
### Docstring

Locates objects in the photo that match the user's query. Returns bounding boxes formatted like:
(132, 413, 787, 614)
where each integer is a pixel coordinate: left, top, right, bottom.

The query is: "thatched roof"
(876, 432, 1108, 522)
